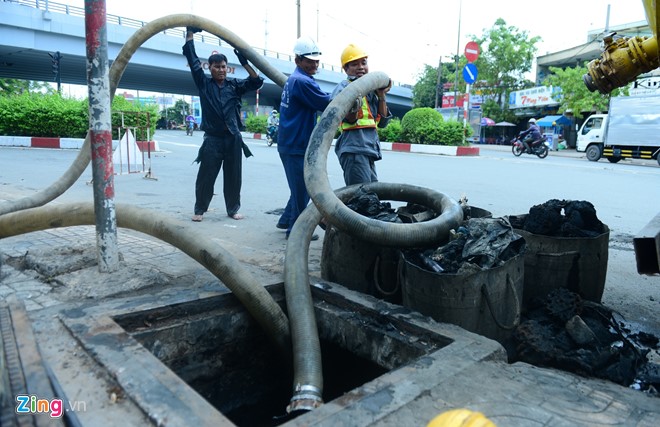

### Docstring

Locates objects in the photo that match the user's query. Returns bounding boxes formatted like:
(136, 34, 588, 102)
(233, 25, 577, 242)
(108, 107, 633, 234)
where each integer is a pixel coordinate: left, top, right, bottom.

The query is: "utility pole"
(435, 56, 443, 109)
(296, 0, 301, 38)
(264, 10, 269, 50)
(85, 0, 119, 273)
(454, 0, 462, 113)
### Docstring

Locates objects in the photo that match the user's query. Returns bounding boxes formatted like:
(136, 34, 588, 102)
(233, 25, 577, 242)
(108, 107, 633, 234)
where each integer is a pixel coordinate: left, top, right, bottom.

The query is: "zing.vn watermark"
(15, 395, 87, 418)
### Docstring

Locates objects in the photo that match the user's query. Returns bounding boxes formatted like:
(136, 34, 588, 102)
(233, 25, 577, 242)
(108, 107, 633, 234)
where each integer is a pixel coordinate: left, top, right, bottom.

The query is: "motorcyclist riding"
(267, 109, 279, 128)
(267, 109, 279, 144)
(185, 114, 196, 135)
(519, 118, 542, 153)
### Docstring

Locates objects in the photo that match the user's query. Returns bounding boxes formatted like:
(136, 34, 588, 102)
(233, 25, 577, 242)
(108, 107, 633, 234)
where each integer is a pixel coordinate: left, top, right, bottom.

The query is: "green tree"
(544, 64, 628, 118)
(412, 64, 438, 108)
(471, 18, 541, 121)
(162, 99, 190, 125)
(0, 78, 56, 96)
(411, 61, 458, 109)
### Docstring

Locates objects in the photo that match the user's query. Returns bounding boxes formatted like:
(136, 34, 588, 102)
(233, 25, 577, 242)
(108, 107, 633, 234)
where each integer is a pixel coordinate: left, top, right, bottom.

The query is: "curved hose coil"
(285, 72, 463, 411)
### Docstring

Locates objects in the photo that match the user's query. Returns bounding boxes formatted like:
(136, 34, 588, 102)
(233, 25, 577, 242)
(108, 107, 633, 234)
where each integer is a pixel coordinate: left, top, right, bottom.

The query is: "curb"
(0, 136, 160, 152)
(0, 134, 478, 157)
(380, 142, 479, 156)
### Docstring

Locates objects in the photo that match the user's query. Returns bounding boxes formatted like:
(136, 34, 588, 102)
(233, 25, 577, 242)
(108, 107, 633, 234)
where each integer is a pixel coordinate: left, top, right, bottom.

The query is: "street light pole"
(454, 0, 462, 111)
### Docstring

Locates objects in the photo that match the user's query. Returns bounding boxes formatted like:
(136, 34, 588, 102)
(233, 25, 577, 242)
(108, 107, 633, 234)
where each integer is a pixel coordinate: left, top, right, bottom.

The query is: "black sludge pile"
(512, 288, 659, 396)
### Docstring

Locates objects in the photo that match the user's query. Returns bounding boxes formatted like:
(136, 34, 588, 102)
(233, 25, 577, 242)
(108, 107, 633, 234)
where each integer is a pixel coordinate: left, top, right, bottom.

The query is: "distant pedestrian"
(332, 44, 392, 185)
(276, 36, 332, 239)
(183, 27, 263, 222)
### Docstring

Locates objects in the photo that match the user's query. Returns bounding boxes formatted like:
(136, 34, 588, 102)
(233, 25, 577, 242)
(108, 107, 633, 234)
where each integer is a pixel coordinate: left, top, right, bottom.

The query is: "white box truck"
(576, 95, 660, 166)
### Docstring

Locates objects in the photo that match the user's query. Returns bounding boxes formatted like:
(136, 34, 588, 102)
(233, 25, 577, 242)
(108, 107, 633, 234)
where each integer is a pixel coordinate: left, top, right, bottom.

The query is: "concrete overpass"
(0, 0, 413, 117)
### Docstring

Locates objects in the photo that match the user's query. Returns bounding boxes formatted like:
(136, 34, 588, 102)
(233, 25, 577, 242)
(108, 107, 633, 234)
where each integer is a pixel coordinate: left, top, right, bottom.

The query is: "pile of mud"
(509, 199, 606, 237)
(511, 288, 659, 396)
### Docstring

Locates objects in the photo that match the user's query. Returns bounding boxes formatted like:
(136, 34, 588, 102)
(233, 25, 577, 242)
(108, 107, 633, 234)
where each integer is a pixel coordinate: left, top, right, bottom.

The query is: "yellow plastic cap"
(427, 409, 496, 427)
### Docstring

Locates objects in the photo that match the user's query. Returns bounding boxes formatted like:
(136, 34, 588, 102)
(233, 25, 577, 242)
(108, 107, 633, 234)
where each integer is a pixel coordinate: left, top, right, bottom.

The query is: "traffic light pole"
(49, 51, 62, 93)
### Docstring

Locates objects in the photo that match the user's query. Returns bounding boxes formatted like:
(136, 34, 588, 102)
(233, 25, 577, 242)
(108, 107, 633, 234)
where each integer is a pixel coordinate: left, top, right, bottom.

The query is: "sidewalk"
(1, 194, 659, 426)
(1, 224, 658, 426)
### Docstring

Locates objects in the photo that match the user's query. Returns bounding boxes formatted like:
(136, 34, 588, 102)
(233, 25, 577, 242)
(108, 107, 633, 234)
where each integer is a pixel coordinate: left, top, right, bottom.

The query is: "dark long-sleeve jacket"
(182, 40, 263, 136)
(520, 123, 542, 140)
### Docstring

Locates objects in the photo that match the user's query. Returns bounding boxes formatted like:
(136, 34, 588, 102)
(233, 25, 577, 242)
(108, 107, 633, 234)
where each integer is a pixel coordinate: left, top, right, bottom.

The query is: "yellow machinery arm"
(584, 0, 660, 94)
(583, 1, 660, 275)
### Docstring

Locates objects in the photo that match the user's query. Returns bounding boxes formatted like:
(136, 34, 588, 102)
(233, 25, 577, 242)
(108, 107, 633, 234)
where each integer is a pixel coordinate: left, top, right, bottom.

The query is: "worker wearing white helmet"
(276, 36, 332, 239)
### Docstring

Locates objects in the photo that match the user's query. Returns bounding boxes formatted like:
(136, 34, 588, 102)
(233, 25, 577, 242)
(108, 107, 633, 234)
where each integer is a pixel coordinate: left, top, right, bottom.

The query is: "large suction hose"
(0, 14, 296, 372)
(305, 72, 463, 247)
(0, 15, 286, 217)
(285, 72, 463, 411)
(0, 202, 292, 359)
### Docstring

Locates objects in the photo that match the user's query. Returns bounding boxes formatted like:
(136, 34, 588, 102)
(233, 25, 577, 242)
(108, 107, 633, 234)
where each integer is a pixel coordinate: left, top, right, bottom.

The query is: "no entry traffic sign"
(464, 41, 480, 62)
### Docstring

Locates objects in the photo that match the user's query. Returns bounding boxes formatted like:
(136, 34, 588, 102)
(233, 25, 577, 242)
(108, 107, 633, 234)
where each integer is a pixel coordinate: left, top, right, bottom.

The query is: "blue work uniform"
(277, 66, 331, 235)
(183, 40, 263, 217)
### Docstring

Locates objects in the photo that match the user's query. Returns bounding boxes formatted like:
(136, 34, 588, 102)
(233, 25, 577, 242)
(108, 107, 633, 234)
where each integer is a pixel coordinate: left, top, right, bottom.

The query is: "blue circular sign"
(463, 63, 478, 84)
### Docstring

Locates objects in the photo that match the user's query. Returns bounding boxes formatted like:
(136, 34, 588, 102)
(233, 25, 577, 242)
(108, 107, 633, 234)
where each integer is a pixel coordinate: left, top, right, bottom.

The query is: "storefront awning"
(537, 115, 571, 127)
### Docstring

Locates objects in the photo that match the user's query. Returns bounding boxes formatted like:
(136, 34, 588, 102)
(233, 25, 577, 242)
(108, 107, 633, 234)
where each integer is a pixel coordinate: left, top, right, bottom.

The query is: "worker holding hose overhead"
(183, 27, 263, 223)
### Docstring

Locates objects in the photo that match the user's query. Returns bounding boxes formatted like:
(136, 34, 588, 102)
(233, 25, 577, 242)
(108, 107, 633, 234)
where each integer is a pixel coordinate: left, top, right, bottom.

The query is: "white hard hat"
(293, 36, 322, 60)
(528, 118, 536, 123)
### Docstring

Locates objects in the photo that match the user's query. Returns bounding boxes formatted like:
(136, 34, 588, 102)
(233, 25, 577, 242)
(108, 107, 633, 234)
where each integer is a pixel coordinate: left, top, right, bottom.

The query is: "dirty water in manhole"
(79, 284, 451, 426)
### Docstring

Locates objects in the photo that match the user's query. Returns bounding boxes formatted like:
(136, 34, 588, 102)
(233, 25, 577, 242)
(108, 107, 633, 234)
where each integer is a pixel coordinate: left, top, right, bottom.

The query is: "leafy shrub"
(399, 107, 468, 146)
(245, 113, 267, 133)
(110, 96, 159, 141)
(437, 119, 469, 145)
(0, 92, 88, 138)
(400, 107, 444, 144)
(0, 92, 158, 140)
(377, 117, 402, 142)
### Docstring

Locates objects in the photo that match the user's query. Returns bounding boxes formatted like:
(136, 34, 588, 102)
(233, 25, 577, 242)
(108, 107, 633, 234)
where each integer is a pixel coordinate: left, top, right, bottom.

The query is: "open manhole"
(61, 283, 470, 426)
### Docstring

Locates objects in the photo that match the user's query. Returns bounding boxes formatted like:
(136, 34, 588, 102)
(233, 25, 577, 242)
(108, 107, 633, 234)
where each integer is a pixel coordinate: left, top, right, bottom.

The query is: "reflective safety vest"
(340, 96, 380, 132)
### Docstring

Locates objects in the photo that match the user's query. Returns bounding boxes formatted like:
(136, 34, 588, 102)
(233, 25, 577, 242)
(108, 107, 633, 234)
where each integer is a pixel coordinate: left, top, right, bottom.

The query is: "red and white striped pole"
(85, 0, 119, 272)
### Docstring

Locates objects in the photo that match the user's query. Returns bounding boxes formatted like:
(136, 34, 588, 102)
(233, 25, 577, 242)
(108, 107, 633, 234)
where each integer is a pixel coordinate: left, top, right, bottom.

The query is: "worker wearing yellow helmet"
(331, 44, 393, 185)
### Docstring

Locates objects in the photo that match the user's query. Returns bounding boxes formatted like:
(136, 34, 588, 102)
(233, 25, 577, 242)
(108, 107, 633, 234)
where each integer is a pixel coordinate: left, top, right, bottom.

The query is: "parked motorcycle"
(266, 125, 278, 147)
(511, 134, 549, 158)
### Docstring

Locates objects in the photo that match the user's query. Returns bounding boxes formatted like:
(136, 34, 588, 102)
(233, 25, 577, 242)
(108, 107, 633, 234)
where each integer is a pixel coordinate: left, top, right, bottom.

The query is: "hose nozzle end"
(287, 384, 323, 414)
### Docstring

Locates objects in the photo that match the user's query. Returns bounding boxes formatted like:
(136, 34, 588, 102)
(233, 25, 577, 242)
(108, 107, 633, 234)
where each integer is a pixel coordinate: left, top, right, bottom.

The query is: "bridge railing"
(13, 0, 344, 73)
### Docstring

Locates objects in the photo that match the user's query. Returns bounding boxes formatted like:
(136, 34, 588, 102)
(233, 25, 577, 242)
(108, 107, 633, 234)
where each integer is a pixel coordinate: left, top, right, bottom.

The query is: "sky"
(53, 0, 649, 87)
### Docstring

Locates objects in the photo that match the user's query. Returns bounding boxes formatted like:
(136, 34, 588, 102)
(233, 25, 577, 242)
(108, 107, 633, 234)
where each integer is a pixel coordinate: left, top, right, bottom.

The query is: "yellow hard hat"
(341, 44, 368, 68)
(427, 409, 496, 427)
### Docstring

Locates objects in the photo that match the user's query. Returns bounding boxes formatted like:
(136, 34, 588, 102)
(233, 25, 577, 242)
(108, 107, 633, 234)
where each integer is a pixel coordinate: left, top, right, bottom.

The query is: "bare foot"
(230, 213, 244, 220)
(191, 214, 203, 222)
